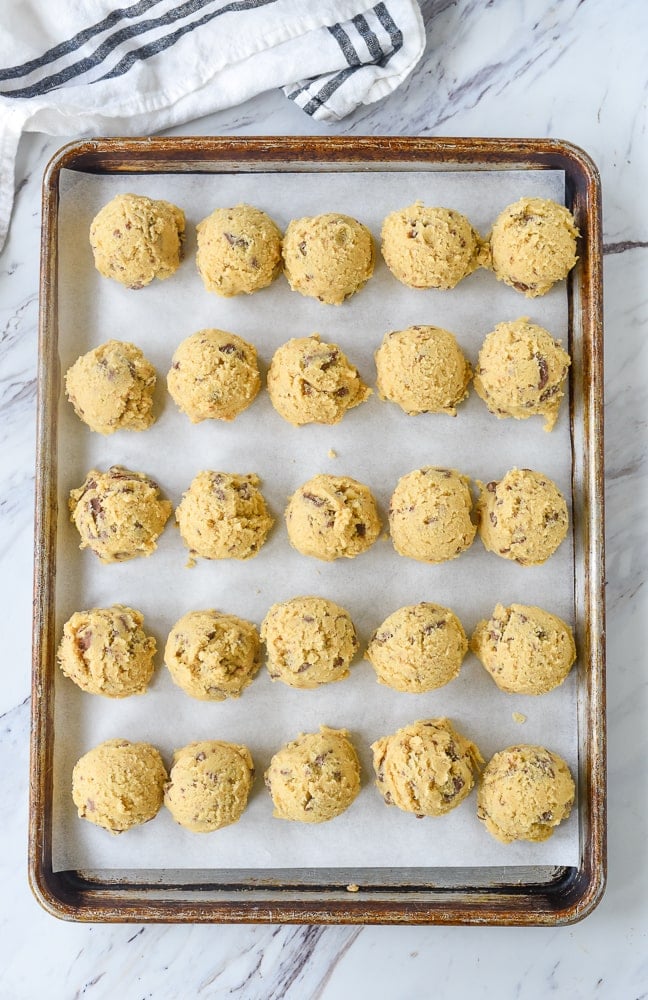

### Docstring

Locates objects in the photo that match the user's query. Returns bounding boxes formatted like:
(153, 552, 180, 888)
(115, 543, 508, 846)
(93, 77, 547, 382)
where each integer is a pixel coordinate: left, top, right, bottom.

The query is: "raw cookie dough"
(389, 467, 476, 563)
(264, 726, 361, 823)
(69, 466, 172, 563)
(282, 213, 374, 304)
(89, 193, 185, 289)
(381, 203, 485, 289)
(471, 603, 576, 695)
(65, 339, 157, 434)
(164, 610, 260, 700)
(488, 197, 579, 297)
(477, 745, 575, 843)
(261, 596, 358, 689)
(476, 468, 568, 565)
(372, 718, 483, 817)
(164, 740, 255, 832)
(167, 328, 261, 423)
(57, 605, 156, 697)
(176, 471, 273, 561)
(267, 334, 370, 426)
(72, 739, 167, 833)
(196, 203, 282, 296)
(285, 474, 381, 561)
(473, 318, 571, 431)
(365, 603, 468, 693)
(375, 325, 472, 415)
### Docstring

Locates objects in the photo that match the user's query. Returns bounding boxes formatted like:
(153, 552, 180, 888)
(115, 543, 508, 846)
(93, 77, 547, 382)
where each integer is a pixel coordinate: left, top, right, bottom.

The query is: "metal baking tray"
(30, 136, 605, 924)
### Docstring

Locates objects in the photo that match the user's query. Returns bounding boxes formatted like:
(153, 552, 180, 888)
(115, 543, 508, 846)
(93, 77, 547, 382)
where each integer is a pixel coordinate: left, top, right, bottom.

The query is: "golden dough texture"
(58, 605, 156, 697)
(471, 603, 576, 695)
(164, 740, 255, 832)
(65, 339, 156, 434)
(488, 197, 579, 297)
(285, 474, 381, 561)
(372, 718, 483, 817)
(264, 726, 360, 823)
(375, 325, 472, 415)
(167, 328, 260, 423)
(282, 213, 374, 304)
(176, 471, 273, 561)
(196, 203, 282, 297)
(164, 610, 260, 700)
(477, 745, 575, 843)
(69, 466, 171, 563)
(89, 193, 184, 288)
(476, 468, 568, 565)
(267, 334, 370, 426)
(473, 318, 571, 431)
(365, 603, 467, 693)
(389, 467, 476, 563)
(381, 203, 486, 289)
(261, 596, 358, 689)
(72, 739, 167, 833)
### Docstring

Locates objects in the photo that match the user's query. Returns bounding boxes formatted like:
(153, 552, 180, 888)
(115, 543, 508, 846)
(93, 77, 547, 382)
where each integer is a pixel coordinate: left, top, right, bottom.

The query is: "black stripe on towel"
(327, 24, 362, 68)
(1, 0, 277, 97)
(0, 0, 166, 82)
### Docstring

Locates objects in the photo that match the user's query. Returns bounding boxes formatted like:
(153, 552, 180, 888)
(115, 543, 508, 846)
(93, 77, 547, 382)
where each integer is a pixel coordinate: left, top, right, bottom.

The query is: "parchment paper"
(52, 165, 579, 871)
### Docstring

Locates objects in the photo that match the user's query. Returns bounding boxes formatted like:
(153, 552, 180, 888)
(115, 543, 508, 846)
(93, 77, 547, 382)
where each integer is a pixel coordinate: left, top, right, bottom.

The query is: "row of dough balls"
(72, 724, 576, 845)
(68, 466, 569, 567)
(58, 599, 576, 700)
(64, 319, 571, 435)
(90, 193, 579, 301)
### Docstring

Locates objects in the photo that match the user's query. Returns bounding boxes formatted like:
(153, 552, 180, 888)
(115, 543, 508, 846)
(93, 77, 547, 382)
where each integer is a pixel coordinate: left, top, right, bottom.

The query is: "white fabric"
(0, 0, 425, 250)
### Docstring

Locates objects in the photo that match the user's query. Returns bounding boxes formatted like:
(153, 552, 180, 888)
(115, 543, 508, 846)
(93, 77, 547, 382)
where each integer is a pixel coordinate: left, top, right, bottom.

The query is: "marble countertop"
(1, 0, 646, 996)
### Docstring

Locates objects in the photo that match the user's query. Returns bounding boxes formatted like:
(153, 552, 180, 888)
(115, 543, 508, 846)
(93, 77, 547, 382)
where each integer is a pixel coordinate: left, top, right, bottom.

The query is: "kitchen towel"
(0, 0, 425, 251)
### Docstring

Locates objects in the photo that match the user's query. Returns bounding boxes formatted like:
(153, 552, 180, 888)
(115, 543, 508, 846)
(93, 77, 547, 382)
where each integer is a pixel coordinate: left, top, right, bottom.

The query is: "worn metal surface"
(29, 136, 605, 925)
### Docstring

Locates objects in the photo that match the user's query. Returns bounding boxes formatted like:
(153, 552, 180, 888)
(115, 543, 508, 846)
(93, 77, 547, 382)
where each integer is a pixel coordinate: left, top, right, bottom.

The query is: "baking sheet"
(52, 167, 578, 872)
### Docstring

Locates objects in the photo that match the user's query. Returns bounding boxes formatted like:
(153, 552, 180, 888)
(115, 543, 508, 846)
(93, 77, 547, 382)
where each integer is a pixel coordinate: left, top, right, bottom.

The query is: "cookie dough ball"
(477, 745, 575, 843)
(375, 325, 472, 416)
(474, 318, 571, 431)
(267, 334, 370, 426)
(282, 213, 374, 304)
(65, 340, 156, 434)
(72, 739, 167, 833)
(372, 718, 483, 817)
(366, 603, 467, 693)
(477, 468, 568, 565)
(164, 610, 260, 700)
(89, 193, 185, 289)
(381, 203, 485, 289)
(488, 197, 579, 297)
(167, 329, 260, 423)
(264, 727, 360, 823)
(471, 604, 576, 695)
(164, 740, 255, 832)
(196, 203, 282, 297)
(57, 605, 156, 697)
(261, 596, 358, 689)
(389, 467, 476, 563)
(176, 471, 273, 561)
(285, 474, 381, 561)
(69, 466, 172, 563)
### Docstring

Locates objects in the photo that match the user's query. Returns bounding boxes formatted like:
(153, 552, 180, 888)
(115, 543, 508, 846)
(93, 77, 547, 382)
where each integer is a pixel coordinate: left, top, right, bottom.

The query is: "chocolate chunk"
(535, 353, 549, 390)
(335, 386, 349, 398)
(489, 512, 497, 526)
(223, 232, 249, 249)
(76, 630, 93, 652)
(302, 492, 325, 506)
(195, 752, 206, 762)
(219, 343, 239, 355)
(486, 481, 497, 492)
(355, 523, 366, 537)
(297, 662, 311, 673)
(298, 240, 307, 256)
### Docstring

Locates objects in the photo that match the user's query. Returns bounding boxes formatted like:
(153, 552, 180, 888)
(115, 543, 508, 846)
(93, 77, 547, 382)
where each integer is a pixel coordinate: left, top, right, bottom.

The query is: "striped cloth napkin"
(0, 0, 425, 250)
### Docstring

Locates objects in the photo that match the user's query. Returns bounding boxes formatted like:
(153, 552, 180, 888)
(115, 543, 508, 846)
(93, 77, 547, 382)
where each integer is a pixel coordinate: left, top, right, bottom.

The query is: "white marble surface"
(1, 0, 646, 996)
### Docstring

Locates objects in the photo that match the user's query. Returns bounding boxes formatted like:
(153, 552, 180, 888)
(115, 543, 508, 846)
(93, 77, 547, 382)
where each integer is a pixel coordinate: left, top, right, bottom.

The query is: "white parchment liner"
(52, 166, 579, 871)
